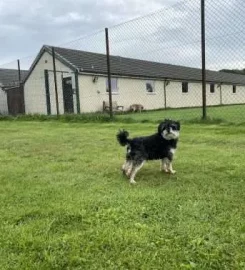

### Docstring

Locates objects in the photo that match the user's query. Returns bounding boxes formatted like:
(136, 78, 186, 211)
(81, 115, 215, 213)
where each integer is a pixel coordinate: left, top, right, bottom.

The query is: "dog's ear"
(158, 120, 166, 134)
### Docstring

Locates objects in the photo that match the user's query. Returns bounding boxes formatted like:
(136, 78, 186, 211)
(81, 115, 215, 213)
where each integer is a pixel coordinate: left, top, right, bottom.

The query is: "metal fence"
(1, 0, 245, 123)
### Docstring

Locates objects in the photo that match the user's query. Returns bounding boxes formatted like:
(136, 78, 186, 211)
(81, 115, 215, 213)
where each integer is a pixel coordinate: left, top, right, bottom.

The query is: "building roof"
(27, 45, 245, 85)
(0, 68, 28, 88)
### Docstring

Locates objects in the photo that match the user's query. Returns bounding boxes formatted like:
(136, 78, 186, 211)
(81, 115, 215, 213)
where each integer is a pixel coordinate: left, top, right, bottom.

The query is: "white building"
(23, 45, 245, 115)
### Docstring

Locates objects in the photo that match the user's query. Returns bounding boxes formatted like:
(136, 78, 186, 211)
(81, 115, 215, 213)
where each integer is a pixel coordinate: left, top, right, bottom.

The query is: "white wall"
(78, 75, 167, 112)
(78, 75, 245, 112)
(221, 85, 245, 105)
(206, 84, 222, 106)
(0, 86, 8, 114)
(165, 82, 203, 108)
(24, 51, 73, 115)
(78, 75, 105, 112)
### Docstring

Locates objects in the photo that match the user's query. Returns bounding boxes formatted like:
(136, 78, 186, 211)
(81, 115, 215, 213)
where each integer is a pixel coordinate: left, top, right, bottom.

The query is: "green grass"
(116, 104, 245, 124)
(0, 121, 245, 269)
(0, 112, 113, 123)
(1, 104, 245, 125)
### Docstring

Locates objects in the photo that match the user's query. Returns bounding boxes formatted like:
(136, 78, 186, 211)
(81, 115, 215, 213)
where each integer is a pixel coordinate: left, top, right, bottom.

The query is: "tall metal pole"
(201, 0, 207, 119)
(75, 70, 81, 114)
(17, 59, 25, 113)
(17, 59, 21, 86)
(52, 47, 60, 116)
(105, 28, 113, 119)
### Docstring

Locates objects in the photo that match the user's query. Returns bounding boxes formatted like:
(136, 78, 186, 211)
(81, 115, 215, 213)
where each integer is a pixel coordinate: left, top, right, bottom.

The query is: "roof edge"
(23, 45, 78, 83)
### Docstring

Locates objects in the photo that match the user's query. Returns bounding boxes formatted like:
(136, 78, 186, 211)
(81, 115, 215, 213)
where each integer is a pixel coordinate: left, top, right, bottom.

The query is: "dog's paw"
(162, 169, 176, 174)
(130, 179, 137, 184)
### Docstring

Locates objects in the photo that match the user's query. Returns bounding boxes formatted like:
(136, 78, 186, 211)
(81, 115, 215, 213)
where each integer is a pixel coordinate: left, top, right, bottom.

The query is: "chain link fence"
(0, 0, 245, 123)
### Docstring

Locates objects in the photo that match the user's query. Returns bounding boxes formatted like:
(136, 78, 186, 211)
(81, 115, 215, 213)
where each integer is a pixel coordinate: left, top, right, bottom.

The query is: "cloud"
(0, 0, 172, 65)
(0, 0, 244, 72)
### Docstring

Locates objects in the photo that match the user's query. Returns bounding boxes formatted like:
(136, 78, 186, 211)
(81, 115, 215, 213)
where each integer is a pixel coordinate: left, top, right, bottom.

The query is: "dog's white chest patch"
(170, 148, 176, 155)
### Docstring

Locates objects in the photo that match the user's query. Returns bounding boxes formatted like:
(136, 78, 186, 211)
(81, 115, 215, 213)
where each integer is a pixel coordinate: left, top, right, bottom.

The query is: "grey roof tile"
(48, 45, 245, 85)
(0, 68, 28, 87)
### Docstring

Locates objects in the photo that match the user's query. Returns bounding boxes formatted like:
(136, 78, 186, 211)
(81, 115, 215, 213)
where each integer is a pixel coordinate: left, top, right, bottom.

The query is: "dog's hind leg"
(129, 161, 144, 184)
(126, 162, 133, 178)
(122, 160, 133, 177)
(122, 160, 128, 173)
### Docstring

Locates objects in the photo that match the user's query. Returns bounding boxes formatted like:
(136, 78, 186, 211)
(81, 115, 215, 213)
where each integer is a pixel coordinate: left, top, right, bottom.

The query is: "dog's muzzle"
(162, 130, 179, 140)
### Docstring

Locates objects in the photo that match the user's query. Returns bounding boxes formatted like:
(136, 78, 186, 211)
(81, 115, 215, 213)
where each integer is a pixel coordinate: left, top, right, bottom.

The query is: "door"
(62, 76, 74, 113)
(7, 85, 25, 115)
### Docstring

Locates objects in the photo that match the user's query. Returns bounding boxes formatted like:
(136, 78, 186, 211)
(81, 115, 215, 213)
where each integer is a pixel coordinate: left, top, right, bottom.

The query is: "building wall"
(79, 75, 167, 112)
(0, 86, 8, 114)
(206, 83, 222, 106)
(24, 52, 245, 115)
(221, 85, 245, 105)
(78, 75, 105, 112)
(166, 82, 202, 108)
(24, 51, 73, 114)
(79, 75, 244, 112)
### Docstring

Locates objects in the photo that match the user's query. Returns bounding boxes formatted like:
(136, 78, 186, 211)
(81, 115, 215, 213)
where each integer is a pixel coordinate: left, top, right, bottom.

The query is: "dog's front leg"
(161, 158, 176, 174)
(167, 162, 176, 174)
(161, 158, 169, 173)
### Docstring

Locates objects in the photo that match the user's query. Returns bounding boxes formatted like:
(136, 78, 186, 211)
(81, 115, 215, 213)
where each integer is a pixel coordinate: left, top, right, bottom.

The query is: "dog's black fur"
(117, 119, 180, 183)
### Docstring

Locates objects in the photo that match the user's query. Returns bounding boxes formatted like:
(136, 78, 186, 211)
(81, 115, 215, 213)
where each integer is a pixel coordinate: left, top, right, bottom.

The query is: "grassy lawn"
(116, 104, 245, 124)
(0, 121, 245, 269)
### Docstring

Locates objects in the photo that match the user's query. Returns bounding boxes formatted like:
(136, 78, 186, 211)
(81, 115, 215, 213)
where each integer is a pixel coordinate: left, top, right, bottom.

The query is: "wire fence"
(0, 0, 245, 123)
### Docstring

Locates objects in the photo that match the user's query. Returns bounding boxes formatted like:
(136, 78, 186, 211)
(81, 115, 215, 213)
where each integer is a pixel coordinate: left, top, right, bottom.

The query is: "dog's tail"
(117, 129, 130, 146)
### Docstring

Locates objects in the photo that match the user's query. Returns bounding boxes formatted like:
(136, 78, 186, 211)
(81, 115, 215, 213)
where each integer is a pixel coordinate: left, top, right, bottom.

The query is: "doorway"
(62, 76, 74, 113)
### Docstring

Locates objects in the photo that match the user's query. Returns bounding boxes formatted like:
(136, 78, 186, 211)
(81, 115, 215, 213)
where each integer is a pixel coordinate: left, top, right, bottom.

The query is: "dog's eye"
(171, 125, 177, 131)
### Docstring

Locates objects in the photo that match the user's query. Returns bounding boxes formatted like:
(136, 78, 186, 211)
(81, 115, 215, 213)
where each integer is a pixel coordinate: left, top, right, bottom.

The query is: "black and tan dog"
(117, 119, 180, 184)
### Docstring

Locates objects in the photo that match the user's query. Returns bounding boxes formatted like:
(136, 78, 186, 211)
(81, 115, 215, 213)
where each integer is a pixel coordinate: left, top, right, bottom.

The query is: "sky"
(0, 0, 245, 70)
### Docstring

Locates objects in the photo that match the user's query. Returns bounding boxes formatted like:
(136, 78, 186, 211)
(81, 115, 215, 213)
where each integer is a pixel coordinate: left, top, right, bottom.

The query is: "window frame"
(182, 82, 188, 93)
(145, 80, 155, 94)
(210, 83, 215, 93)
(232, 85, 236, 94)
(106, 78, 118, 94)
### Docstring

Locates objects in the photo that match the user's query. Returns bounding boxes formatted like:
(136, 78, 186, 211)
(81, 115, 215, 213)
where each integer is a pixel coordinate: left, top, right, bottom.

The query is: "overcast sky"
(0, 0, 245, 70)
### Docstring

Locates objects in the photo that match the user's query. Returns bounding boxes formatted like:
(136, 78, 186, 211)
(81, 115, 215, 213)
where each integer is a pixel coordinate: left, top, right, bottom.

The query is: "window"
(210, 83, 215, 93)
(106, 78, 118, 93)
(232, 85, 236, 94)
(182, 82, 188, 93)
(146, 80, 155, 93)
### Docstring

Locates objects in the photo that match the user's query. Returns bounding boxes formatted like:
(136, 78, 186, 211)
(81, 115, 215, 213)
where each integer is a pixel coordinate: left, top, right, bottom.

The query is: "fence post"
(105, 28, 113, 119)
(52, 47, 60, 116)
(75, 70, 81, 114)
(44, 69, 51, 115)
(201, 0, 207, 119)
(17, 59, 26, 114)
(17, 59, 21, 86)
